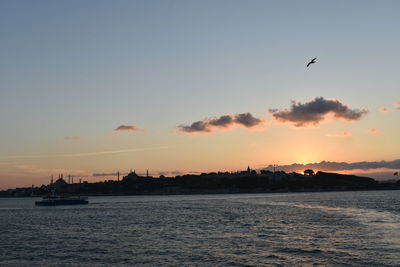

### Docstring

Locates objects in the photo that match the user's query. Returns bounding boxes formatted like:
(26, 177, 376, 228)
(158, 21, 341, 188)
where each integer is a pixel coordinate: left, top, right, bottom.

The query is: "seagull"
(307, 57, 317, 67)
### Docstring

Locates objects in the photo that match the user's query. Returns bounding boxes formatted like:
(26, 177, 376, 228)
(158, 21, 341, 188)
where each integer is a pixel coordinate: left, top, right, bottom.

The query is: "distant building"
(53, 176, 68, 188)
(123, 170, 139, 182)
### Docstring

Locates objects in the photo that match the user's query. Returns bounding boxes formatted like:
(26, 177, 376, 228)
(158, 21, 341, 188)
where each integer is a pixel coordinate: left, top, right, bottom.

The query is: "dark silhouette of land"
(2, 167, 400, 197)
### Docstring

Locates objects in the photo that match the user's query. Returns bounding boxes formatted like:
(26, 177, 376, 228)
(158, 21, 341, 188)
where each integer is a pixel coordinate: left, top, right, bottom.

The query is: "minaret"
(117, 170, 120, 181)
(51, 175, 53, 185)
(146, 169, 149, 177)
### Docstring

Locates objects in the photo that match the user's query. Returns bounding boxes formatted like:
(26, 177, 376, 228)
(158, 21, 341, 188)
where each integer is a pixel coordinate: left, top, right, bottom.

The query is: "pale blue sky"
(1, 1, 400, 187)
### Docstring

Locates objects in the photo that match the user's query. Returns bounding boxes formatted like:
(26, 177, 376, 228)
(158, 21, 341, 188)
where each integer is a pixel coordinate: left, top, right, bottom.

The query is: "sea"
(1, 190, 400, 266)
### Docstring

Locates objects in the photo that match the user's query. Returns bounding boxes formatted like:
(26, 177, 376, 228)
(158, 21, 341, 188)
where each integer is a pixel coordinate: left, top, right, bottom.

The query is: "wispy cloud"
(395, 101, 400, 110)
(368, 128, 382, 136)
(13, 164, 88, 177)
(0, 164, 90, 189)
(93, 172, 129, 177)
(269, 97, 368, 127)
(325, 131, 352, 138)
(179, 113, 265, 134)
(93, 170, 202, 177)
(0, 146, 168, 160)
(114, 125, 143, 132)
(157, 170, 203, 176)
(64, 136, 80, 141)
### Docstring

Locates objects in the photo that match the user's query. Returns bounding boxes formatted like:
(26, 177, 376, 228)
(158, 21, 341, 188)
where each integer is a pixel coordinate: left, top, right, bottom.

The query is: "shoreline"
(2, 186, 400, 198)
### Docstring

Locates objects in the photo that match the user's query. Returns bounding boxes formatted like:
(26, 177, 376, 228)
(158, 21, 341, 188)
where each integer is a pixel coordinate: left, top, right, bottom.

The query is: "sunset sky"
(1, 0, 400, 189)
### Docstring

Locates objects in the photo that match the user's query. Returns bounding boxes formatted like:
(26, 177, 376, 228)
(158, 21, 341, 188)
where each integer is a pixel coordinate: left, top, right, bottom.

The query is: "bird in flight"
(307, 57, 317, 67)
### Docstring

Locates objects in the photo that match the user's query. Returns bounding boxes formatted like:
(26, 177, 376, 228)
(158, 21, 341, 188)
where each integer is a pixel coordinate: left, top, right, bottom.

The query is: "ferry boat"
(35, 195, 88, 206)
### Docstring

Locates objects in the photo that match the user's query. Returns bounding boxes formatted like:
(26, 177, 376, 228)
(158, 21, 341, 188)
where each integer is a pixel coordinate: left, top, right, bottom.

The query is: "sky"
(1, 0, 400, 189)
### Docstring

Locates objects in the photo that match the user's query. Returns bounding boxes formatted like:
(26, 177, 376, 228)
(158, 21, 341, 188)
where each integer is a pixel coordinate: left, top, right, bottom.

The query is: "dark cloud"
(209, 115, 234, 127)
(269, 97, 368, 127)
(64, 136, 80, 141)
(234, 113, 264, 127)
(157, 170, 202, 176)
(178, 113, 264, 133)
(179, 121, 211, 133)
(114, 125, 143, 132)
(263, 159, 400, 173)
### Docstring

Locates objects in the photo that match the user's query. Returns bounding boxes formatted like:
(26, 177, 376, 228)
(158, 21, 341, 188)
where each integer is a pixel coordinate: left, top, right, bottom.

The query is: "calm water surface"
(1, 191, 400, 266)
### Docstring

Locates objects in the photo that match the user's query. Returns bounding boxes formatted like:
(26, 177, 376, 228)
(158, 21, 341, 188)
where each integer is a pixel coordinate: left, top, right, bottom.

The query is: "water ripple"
(1, 191, 399, 266)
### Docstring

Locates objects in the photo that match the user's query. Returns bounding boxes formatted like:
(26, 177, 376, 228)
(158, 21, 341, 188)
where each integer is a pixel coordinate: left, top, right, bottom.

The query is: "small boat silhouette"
(35, 190, 88, 206)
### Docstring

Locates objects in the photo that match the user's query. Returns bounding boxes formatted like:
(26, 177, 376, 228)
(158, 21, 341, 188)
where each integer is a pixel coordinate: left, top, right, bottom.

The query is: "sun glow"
(294, 153, 317, 165)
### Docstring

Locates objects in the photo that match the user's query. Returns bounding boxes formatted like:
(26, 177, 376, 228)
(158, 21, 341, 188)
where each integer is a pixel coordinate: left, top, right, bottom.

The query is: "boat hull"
(35, 200, 88, 206)
(35, 197, 88, 206)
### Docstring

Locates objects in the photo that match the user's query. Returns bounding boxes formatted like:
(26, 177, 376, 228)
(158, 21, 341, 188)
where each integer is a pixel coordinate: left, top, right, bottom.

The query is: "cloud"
(13, 164, 89, 177)
(234, 113, 264, 127)
(342, 169, 400, 181)
(263, 159, 400, 173)
(0, 146, 168, 160)
(325, 131, 352, 137)
(64, 136, 80, 141)
(368, 128, 382, 136)
(157, 170, 204, 176)
(380, 107, 389, 113)
(395, 101, 400, 110)
(178, 113, 265, 133)
(179, 120, 211, 133)
(114, 125, 143, 132)
(269, 97, 368, 127)
(209, 115, 233, 127)
(0, 164, 90, 189)
(93, 172, 128, 177)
